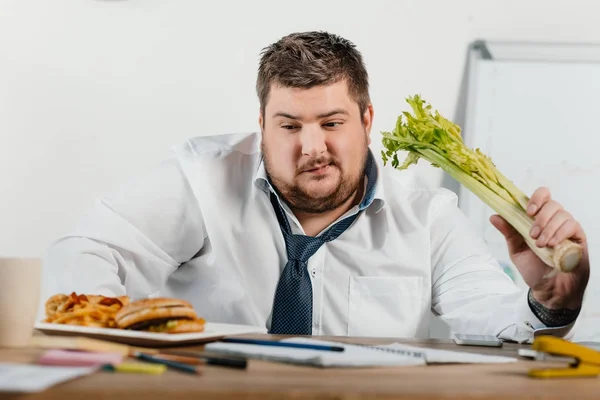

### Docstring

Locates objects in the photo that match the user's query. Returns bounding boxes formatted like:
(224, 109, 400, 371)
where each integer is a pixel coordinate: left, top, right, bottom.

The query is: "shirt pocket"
(348, 276, 424, 338)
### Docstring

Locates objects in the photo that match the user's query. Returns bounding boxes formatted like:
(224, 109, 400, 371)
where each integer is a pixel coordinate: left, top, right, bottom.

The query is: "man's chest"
(163, 206, 434, 337)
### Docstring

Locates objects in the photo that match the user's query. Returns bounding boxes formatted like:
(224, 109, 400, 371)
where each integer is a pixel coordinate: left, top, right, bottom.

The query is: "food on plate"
(44, 292, 130, 328)
(42, 293, 205, 334)
(114, 298, 205, 333)
(381, 94, 583, 272)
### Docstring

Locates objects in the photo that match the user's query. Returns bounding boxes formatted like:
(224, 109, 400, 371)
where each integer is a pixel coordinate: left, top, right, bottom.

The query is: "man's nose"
(300, 126, 327, 157)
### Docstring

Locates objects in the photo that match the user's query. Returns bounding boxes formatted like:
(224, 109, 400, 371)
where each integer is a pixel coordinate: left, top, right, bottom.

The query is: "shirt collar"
(254, 149, 385, 213)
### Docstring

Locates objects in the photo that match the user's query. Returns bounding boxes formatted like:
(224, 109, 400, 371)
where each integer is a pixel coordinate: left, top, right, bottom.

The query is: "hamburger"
(115, 298, 205, 333)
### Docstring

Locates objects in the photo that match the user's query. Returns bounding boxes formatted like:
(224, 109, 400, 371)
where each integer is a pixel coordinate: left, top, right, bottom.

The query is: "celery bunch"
(381, 95, 582, 272)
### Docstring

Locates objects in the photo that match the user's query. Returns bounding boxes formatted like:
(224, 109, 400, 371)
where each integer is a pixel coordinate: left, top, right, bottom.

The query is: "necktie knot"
(285, 234, 324, 263)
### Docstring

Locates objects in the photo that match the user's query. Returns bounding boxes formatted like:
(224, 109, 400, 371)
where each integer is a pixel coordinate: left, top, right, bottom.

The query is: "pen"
(219, 337, 345, 352)
(160, 351, 248, 369)
(102, 362, 166, 375)
(133, 352, 202, 375)
(152, 353, 248, 370)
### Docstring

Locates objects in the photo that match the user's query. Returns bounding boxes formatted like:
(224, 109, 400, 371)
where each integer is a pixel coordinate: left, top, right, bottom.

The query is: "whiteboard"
(459, 41, 600, 341)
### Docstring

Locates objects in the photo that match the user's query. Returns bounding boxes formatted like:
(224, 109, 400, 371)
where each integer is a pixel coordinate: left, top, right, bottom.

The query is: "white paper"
(379, 343, 518, 364)
(0, 363, 97, 393)
(575, 341, 600, 351)
(205, 337, 426, 368)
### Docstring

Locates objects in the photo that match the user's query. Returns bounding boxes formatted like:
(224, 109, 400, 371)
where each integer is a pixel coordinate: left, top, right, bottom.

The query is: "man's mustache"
(297, 156, 338, 174)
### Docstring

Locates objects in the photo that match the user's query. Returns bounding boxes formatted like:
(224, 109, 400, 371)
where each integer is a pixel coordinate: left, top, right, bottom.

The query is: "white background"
(0, 0, 600, 256)
(3, 0, 600, 340)
(3, 0, 600, 258)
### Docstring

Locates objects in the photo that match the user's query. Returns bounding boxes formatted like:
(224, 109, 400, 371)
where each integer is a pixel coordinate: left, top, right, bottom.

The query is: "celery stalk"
(381, 95, 582, 272)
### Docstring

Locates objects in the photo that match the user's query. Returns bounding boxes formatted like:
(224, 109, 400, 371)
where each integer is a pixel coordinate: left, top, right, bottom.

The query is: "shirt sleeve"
(42, 154, 206, 303)
(429, 192, 577, 343)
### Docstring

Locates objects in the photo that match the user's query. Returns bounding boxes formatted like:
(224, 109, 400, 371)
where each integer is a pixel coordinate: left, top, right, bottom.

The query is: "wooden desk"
(1, 335, 599, 399)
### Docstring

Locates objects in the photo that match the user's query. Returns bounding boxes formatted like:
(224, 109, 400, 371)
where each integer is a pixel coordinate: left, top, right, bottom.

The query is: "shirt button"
(311, 268, 317, 278)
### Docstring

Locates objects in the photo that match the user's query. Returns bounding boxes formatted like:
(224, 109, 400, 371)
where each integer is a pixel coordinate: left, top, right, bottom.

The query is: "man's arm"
(429, 194, 577, 343)
(42, 156, 206, 302)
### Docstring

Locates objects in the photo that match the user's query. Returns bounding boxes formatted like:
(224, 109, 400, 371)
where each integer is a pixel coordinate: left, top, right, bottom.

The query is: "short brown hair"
(256, 31, 370, 119)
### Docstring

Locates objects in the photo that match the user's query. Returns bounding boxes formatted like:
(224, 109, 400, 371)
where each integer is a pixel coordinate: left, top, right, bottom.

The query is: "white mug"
(0, 258, 41, 347)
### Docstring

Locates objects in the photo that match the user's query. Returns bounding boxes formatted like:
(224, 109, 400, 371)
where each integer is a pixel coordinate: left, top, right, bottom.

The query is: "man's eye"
(281, 125, 298, 130)
(323, 122, 342, 128)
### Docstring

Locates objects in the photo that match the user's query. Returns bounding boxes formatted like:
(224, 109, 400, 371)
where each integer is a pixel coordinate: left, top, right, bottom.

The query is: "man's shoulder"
(172, 132, 262, 160)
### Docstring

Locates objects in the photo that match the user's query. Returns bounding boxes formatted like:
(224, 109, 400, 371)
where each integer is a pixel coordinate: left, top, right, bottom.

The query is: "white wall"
(2, 0, 600, 259)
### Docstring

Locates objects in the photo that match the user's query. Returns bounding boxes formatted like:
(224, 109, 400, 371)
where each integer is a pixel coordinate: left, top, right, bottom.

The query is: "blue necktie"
(268, 192, 359, 335)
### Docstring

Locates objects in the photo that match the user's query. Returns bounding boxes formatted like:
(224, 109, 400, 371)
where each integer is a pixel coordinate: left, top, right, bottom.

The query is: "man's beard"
(262, 145, 368, 214)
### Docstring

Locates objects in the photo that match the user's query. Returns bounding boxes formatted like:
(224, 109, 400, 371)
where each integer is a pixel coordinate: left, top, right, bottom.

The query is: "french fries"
(44, 292, 130, 328)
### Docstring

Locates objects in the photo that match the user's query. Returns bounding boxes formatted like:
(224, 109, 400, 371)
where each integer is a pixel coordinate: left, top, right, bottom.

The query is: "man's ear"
(258, 109, 264, 130)
(363, 104, 374, 145)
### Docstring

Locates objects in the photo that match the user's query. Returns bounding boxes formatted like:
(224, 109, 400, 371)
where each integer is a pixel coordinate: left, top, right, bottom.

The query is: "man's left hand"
(490, 187, 589, 310)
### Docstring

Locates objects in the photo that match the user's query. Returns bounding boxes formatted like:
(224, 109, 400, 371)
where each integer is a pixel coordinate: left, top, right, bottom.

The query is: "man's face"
(260, 80, 373, 213)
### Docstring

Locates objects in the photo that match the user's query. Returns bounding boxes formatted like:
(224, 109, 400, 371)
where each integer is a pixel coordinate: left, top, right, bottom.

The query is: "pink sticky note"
(38, 350, 123, 367)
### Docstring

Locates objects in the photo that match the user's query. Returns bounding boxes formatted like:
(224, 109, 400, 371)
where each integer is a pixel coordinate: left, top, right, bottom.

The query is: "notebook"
(204, 337, 516, 368)
(379, 343, 517, 364)
(204, 337, 426, 367)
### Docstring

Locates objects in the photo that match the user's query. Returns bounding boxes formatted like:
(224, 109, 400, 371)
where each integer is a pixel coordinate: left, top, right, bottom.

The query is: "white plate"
(34, 322, 267, 347)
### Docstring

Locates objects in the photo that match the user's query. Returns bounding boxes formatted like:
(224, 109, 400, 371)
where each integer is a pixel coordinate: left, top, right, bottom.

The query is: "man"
(43, 31, 589, 341)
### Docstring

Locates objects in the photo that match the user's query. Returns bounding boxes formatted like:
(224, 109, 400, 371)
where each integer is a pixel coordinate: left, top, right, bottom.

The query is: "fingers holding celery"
(381, 95, 589, 311)
(527, 187, 580, 249)
(490, 189, 589, 310)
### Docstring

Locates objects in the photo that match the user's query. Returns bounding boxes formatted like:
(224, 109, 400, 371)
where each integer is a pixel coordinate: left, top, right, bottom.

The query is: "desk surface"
(1, 334, 599, 399)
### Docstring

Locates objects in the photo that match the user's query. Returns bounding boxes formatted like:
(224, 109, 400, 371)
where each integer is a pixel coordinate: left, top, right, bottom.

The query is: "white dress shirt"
(43, 132, 576, 341)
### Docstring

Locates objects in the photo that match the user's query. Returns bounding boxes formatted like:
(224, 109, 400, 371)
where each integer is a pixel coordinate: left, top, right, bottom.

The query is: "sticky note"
(38, 349, 123, 367)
